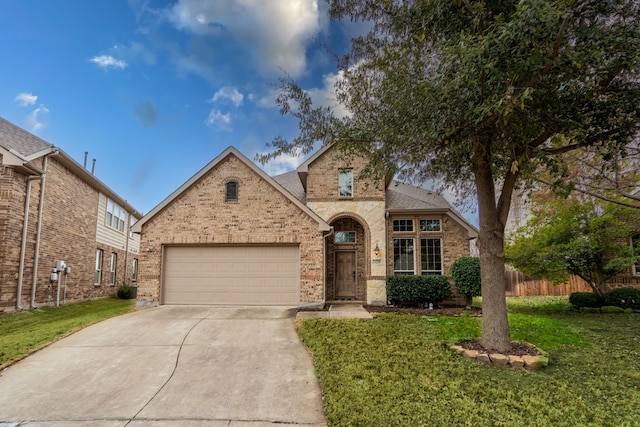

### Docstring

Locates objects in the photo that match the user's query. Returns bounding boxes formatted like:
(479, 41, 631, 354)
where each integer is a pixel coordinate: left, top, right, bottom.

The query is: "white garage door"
(163, 246, 300, 305)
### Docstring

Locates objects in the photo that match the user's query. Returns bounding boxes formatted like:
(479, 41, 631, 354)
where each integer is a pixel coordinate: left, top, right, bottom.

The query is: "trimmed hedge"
(386, 275, 451, 306)
(450, 256, 481, 305)
(604, 287, 640, 310)
(569, 292, 603, 309)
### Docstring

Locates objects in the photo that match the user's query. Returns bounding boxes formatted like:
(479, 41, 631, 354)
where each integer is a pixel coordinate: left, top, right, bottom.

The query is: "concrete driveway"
(0, 306, 326, 427)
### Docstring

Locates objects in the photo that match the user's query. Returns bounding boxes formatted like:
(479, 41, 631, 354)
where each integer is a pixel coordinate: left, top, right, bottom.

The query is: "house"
(132, 145, 478, 307)
(0, 117, 142, 312)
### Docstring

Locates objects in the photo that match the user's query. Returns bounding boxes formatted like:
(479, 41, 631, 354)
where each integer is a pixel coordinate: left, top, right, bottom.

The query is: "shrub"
(569, 292, 603, 309)
(116, 283, 135, 299)
(386, 275, 451, 306)
(450, 256, 481, 305)
(604, 287, 640, 310)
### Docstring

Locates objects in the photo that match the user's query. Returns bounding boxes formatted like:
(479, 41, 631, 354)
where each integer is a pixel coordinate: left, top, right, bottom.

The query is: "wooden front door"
(335, 251, 357, 299)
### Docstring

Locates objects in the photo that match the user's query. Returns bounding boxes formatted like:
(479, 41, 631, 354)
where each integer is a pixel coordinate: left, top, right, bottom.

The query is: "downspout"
(16, 175, 41, 310)
(322, 227, 335, 305)
(31, 151, 58, 308)
(123, 216, 130, 284)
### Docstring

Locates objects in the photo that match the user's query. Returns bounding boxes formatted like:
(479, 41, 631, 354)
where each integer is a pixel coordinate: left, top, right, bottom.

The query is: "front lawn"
(297, 297, 640, 426)
(0, 298, 135, 369)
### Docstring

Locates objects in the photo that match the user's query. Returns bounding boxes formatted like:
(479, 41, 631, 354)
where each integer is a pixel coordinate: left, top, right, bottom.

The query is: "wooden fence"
(504, 271, 592, 297)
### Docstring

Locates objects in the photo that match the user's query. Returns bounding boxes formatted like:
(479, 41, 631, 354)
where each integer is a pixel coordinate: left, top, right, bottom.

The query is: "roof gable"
(132, 146, 330, 233)
(386, 181, 478, 238)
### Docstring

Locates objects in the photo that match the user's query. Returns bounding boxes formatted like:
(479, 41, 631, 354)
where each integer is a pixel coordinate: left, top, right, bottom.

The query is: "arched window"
(225, 180, 238, 202)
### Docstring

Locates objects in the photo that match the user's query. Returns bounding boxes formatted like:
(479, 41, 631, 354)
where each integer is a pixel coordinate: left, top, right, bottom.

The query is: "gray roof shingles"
(0, 117, 52, 157)
(273, 169, 454, 212)
(272, 170, 307, 203)
(385, 181, 452, 210)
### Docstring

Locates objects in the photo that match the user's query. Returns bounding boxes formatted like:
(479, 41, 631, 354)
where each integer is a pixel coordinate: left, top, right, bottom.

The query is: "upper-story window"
(420, 219, 441, 232)
(225, 180, 238, 202)
(393, 219, 414, 232)
(338, 169, 353, 198)
(106, 199, 125, 232)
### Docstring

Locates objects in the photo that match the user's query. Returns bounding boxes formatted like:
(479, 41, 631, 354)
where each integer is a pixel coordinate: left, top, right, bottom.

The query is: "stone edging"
(449, 344, 549, 370)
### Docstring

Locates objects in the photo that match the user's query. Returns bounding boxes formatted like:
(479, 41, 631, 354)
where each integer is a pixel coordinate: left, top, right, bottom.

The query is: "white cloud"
(210, 86, 244, 107)
(113, 41, 157, 65)
(205, 109, 232, 130)
(168, 0, 322, 77)
(307, 71, 351, 119)
(14, 92, 38, 106)
(257, 70, 351, 118)
(25, 105, 49, 132)
(90, 55, 128, 69)
(257, 149, 305, 176)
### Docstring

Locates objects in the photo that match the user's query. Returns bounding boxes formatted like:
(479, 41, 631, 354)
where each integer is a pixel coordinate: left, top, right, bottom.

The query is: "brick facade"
(386, 213, 470, 304)
(306, 150, 385, 202)
(1, 145, 140, 312)
(134, 145, 476, 307)
(136, 153, 326, 305)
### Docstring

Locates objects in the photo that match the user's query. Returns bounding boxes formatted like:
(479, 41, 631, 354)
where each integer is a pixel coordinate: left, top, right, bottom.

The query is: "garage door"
(163, 246, 300, 305)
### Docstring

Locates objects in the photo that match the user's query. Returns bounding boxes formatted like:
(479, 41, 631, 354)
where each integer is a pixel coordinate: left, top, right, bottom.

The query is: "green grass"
(0, 298, 135, 368)
(297, 297, 640, 426)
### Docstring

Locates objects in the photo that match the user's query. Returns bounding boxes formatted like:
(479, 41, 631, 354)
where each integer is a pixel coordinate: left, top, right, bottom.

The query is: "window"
(338, 169, 353, 197)
(393, 219, 414, 232)
(129, 215, 137, 238)
(335, 231, 356, 244)
(420, 219, 441, 232)
(421, 238, 442, 274)
(109, 253, 117, 285)
(132, 258, 138, 282)
(106, 198, 125, 232)
(94, 249, 103, 285)
(393, 238, 414, 275)
(633, 234, 640, 276)
(225, 180, 238, 201)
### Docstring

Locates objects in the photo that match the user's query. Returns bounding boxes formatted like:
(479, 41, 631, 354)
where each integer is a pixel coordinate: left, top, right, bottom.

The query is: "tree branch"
(535, 177, 640, 208)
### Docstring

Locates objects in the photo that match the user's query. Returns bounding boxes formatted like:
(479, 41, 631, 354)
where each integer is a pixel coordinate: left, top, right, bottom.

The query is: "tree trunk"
(474, 149, 512, 353)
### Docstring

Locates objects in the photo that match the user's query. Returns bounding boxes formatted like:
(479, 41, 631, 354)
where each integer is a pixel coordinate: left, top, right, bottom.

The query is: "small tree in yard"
(260, 1, 640, 351)
(451, 257, 481, 306)
(505, 198, 640, 297)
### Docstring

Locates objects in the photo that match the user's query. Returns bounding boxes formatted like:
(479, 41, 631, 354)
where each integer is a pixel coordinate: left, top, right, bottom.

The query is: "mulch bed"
(364, 305, 540, 357)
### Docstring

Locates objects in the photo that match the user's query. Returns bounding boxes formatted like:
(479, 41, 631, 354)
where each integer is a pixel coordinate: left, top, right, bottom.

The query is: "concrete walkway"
(0, 306, 326, 427)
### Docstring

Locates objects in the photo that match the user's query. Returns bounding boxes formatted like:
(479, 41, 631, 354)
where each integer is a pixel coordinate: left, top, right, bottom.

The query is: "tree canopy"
(505, 197, 640, 297)
(262, 0, 640, 351)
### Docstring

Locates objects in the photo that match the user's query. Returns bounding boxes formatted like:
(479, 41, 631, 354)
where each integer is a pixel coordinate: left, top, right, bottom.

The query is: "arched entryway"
(326, 216, 368, 301)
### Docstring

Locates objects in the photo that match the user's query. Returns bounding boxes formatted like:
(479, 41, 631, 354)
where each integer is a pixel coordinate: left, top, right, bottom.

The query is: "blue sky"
(1, 1, 477, 225)
(0, 0, 358, 214)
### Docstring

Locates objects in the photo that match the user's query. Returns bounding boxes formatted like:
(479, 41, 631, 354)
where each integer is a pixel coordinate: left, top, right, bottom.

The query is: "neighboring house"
(0, 117, 141, 312)
(132, 145, 477, 307)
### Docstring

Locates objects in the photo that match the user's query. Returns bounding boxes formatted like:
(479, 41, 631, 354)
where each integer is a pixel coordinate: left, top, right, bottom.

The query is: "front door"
(335, 251, 356, 299)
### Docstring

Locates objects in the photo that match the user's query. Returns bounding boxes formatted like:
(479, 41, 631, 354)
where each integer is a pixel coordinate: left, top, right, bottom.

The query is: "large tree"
(261, 0, 640, 351)
(505, 197, 640, 297)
